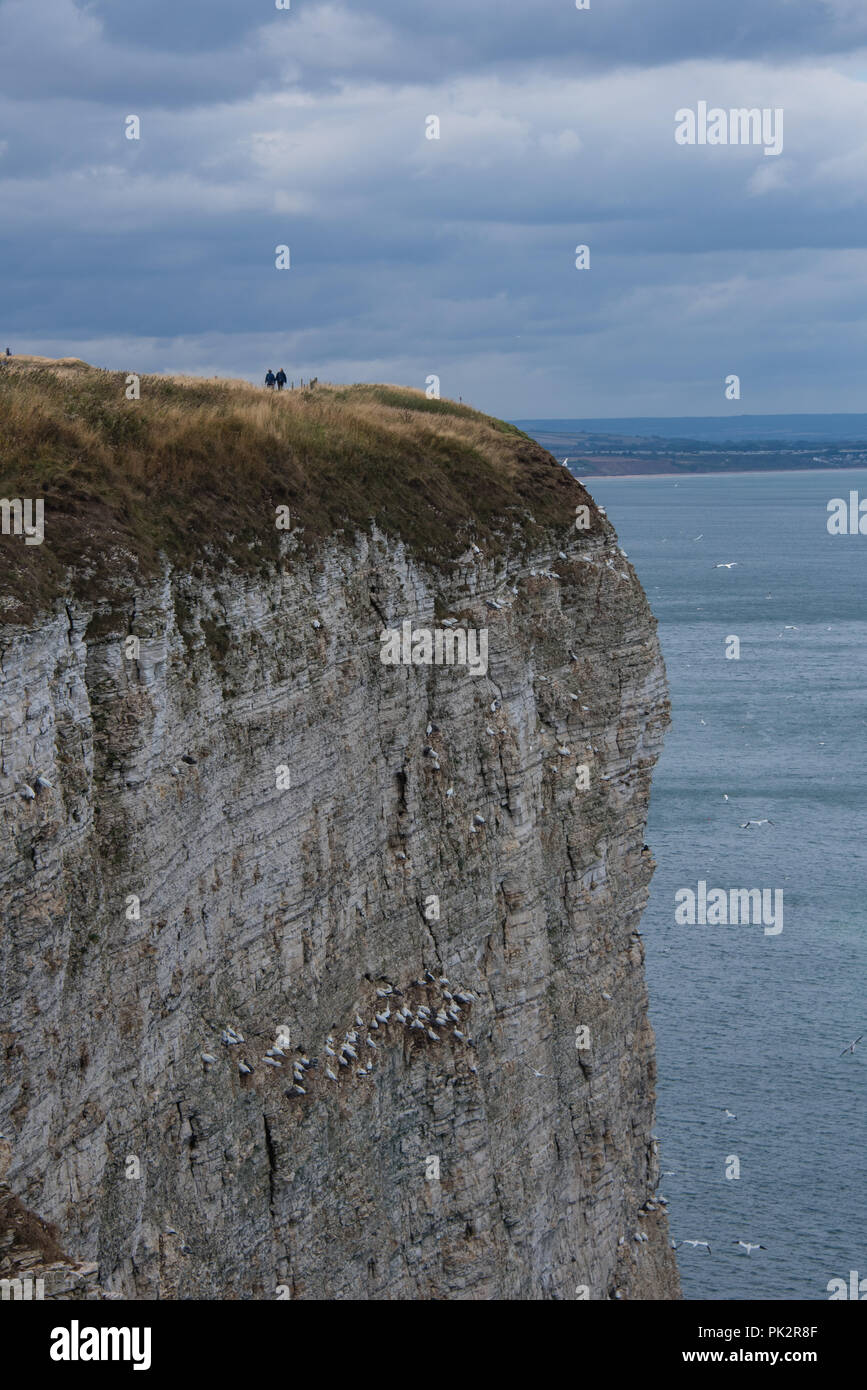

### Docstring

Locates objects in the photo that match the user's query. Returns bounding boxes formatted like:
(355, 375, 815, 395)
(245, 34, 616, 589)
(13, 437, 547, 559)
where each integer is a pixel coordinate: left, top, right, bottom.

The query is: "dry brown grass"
(0, 358, 596, 624)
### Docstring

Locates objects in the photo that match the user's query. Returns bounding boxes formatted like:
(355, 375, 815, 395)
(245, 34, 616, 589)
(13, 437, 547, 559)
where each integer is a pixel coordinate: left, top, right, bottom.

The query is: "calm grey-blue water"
(586, 468, 867, 1301)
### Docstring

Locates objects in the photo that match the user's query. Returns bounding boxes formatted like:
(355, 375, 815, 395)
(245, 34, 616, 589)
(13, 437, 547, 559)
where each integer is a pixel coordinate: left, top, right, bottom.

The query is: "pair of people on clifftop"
(264, 368, 288, 390)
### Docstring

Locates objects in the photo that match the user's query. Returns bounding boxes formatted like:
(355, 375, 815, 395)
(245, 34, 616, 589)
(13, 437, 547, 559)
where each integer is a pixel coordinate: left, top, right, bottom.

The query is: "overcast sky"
(2, 0, 867, 416)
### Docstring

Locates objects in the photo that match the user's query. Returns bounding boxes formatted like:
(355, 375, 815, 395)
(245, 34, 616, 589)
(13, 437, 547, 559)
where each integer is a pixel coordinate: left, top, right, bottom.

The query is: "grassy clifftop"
(0, 358, 592, 624)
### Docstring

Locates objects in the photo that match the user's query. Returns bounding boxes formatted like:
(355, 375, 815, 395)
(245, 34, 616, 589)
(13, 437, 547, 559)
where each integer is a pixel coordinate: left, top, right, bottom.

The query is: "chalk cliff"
(0, 366, 678, 1299)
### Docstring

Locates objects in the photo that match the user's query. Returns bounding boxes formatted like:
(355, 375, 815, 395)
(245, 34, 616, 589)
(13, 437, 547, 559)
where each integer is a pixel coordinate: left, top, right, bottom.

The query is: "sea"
(583, 468, 867, 1302)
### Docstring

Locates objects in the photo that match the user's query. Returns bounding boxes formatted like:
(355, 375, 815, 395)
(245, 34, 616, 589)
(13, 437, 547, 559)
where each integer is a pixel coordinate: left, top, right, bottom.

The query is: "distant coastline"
(514, 414, 867, 477)
(573, 465, 867, 481)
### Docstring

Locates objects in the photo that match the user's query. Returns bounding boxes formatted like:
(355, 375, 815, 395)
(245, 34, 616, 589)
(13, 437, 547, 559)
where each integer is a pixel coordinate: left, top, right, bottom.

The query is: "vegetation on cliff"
(0, 358, 592, 624)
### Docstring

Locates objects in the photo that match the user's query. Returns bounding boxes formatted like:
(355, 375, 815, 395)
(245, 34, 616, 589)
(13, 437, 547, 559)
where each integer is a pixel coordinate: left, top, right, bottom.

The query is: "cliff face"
(0, 527, 676, 1300)
(0, 369, 677, 1299)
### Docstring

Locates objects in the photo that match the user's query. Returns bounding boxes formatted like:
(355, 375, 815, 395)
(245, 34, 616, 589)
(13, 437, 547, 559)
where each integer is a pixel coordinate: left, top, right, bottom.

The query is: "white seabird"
(17, 782, 36, 800)
(712, 562, 737, 569)
(201, 1054, 217, 1064)
(732, 1241, 766, 1255)
(840, 1034, 863, 1056)
(673, 1239, 712, 1255)
(741, 819, 774, 828)
(263, 1057, 282, 1068)
(325, 1067, 338, 1081)
(34, 773, 53, 790)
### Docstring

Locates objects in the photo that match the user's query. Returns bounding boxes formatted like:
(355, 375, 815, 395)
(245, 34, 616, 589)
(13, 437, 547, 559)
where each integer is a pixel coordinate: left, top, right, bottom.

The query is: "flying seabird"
(741, 819, 774, 828)
(712, 562, 738, 569)
(717, 1108, 737, 1119)
(732, 1241, 766, 1255)
(673, 1239, 712, 1255)
(840, 1035, 863, 1056)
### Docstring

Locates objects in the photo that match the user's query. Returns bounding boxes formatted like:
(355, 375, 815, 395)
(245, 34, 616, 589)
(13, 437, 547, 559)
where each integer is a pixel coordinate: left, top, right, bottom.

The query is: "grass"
(0, 357, 593, 624)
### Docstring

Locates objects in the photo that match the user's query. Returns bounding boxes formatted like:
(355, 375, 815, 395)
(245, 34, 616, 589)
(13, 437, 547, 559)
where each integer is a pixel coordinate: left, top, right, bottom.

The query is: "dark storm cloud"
(2, 0, 867, 413)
